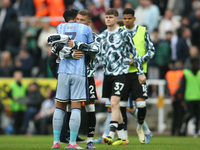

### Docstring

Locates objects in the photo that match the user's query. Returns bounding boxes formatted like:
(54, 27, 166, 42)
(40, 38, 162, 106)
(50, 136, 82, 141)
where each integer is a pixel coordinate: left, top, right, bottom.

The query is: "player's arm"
(125, 31, 146, 84)
(67, 32, 100, 60)
(140, 30, 155, 62)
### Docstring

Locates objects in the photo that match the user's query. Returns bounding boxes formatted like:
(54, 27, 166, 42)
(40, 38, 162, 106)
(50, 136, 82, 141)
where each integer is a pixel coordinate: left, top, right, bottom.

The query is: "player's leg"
(112, 105, 128, 145)
(84, 77, 98, 148)
(93, 104, 111, 144)
(131, 107, 153, 144)
(131, 73, 148, 144)
(60, 103, 85, 143)
(52, 73, 70, 149)
(103, 96, 122, 144)
(103, 75, 126, 145)
(60, 109, 70, 143)
(52, 101, 67, 149)
(65, 75, 86, 149)
(85, 100, 96, 149)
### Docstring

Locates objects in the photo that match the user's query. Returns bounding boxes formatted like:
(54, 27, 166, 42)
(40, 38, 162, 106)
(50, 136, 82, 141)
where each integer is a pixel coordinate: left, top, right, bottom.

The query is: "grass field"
(0, 135, 199, 150)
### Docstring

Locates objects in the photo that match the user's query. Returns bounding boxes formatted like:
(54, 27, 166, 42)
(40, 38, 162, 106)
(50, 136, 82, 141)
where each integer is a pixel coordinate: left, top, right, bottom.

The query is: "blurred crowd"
(2, 70, 56, 135)
(0, 0, 200, 136)
(0, 0, 200, 80)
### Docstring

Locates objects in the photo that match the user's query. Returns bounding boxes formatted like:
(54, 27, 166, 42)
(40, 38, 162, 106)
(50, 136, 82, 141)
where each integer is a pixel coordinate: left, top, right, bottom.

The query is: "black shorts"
(121, 73, 148, 100)
(102, 74, 126, 99)
(88, 77, 98, 100)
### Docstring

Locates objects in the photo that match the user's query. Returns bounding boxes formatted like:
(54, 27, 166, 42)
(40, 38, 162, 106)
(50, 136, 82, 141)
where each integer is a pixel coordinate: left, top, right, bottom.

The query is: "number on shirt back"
(65, 32, 77, 40)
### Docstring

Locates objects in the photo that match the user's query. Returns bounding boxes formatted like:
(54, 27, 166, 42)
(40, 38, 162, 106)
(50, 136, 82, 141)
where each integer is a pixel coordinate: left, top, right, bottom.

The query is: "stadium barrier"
(0, 78, 170, 133)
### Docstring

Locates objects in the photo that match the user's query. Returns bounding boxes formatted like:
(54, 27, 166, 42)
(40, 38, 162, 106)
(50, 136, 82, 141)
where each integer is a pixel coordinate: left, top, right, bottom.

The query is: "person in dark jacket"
(20, 82, 43, 134)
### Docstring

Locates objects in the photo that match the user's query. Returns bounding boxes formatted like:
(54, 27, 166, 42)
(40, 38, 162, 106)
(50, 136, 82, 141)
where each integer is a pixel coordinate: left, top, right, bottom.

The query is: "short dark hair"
(105, 8, 118, 17)
(78, 10, 92, 20)
(123, 8, 135, 16)
(63, 9, 78, 22)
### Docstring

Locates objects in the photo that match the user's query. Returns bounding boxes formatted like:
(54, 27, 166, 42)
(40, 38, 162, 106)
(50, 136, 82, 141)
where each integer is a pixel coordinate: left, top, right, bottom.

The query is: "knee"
(136, 101, 146, 108)
(110, 100, 119, 109)
(85, 104, 95, 112)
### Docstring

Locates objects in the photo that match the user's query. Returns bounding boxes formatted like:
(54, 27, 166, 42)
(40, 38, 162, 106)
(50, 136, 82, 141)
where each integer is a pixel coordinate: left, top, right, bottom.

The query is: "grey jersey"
(122, 25, 155, 63)
(98, 27, 144, 76)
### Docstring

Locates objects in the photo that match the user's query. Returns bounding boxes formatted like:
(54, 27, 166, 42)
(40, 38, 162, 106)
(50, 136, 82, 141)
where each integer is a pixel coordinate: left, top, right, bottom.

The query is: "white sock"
(124, 130, 128, 139)
(108, 132, 115, 139)
(137, 123, 143, 130)
(87, 137, 93, 143)
(117, 129, 125, 140)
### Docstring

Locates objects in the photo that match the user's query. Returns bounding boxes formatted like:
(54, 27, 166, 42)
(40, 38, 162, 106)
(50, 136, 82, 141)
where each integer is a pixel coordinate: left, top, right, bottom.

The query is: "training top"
(57, 22, 94, 76)
(98, 26, 144, 76)
(122, 25, 155, 63)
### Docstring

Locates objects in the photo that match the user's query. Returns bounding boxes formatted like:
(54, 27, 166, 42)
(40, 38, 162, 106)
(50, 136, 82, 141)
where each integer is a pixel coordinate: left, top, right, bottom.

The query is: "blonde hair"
(78, 10, 92, 20)
(1, 51, 12, 67)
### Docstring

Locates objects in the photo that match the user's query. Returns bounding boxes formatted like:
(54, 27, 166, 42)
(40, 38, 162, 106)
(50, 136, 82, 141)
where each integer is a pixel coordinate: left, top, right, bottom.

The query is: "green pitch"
(0, 135, 199, 150)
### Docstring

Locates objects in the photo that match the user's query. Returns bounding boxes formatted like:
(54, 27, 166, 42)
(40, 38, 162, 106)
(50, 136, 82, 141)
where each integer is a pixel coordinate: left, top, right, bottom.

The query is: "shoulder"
(99, 29, 108, 37)
(57, 22, 65, 28)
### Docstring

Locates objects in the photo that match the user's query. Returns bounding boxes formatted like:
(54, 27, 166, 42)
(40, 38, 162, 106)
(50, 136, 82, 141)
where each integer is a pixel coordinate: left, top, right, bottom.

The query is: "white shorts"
(55, 73, 87, 102)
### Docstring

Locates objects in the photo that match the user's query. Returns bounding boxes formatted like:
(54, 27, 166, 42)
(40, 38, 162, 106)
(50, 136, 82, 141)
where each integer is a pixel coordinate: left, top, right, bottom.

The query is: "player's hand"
(129, 61, 134, 66)
(67, 40, 74, 48)
(72, 49, 83, 59)
(129, 57, 134, 66)
(138, 74, 146, 84)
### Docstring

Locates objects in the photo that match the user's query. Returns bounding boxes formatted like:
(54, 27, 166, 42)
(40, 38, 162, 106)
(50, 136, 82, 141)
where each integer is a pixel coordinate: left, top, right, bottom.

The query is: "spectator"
(167, 0, 184, 16)
(93, 0, 110, 10)
(170, 16, 189, 62)
(125, 0, 139, 9)
(8, 71, 27, 134)
(153, 0, 169, 16)
(21, 82, 44, 134)
(34, 88, 55, 135)
(158, 9, 181, 40)
(135, 0, 148, 26)
(88, 0, 106, 32)
(166, 60, 185, 136)
(175, 58, 200, 138)
(14, 47, 34, 77)
(18, 0, 35, 16)
(37, 21, 56, 77)
(0, 0, 17, 51)
(21, 16, 41, 66)
(184, 46, 200, 69)
(112, 0, 124, 19)
(124, 2, 133, 9)
(190, 7, 200, 49)
(143, 0, 160, 33)
(176, 26, 191, 63)
(3, 12, 21, 57)
(155, 31, 172, 79)
(0, 51, 15, 77)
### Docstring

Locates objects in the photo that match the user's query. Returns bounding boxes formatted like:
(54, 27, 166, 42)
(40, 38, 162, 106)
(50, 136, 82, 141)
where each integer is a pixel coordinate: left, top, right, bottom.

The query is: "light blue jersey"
(57, 22, 94, 76)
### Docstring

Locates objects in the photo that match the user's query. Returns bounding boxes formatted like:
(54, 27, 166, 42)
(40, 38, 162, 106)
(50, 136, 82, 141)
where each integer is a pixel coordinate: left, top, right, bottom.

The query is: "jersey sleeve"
(140, 30, 155, 62)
